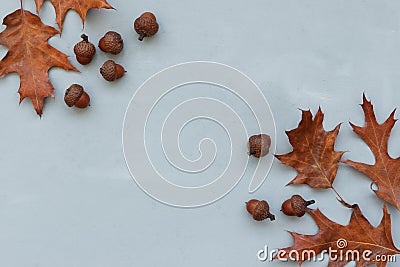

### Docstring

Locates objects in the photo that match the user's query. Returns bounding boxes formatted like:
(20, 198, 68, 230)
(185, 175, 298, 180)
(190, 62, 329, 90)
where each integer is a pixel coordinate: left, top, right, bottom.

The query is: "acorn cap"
(246, 200, 275, 221)
(134, 12, 159, 41)
(248, 134, 271, 158)
(74, 34, 96, 58)
(64, 84, 84, 107)
(291, 195, 315, 217)
(100, 60, 117, 81)
(100, 60, 125, 81)
(141, 12, 157, 21)
(99, 31, 123, 54)
(254, 200, 270, 221)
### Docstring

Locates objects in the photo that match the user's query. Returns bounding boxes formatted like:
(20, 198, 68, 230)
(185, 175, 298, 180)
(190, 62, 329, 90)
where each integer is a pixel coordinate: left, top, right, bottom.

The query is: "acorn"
(248, 134, 271, 158)
(64, 84, 90, 108)
(246, 199, 275, 221)
(281, 195, 315, 217)
(98, 31, 124, 54)
(73, 34, 96, 65)
(100, 60, 125, 81)
(134, 12, 159, 41)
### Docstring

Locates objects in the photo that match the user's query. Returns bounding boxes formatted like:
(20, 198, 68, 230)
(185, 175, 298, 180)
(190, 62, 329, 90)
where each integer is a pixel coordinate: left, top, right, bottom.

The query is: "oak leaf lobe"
(35, 0, 114, 32)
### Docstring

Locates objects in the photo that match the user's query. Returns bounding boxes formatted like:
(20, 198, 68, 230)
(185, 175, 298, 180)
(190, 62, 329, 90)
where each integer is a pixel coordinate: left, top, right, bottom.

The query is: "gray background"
(0, 0, 400, 266)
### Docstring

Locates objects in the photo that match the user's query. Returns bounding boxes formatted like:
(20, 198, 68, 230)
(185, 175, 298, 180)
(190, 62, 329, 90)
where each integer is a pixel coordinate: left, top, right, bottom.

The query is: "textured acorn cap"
(74, 42, 96, 58)
(290, 195, 307, 217)
(100, 60, 118, 81)
(134, 12, 159, 41)
(64, 84, 84, 107)
(141, 12, 157, 21)
(248, 134, 271, 158)
(250, 200, 275, 221)
(246, 199, 276, 222)
(99, 31, 123, 54)
(74, 34, 96, 58)
(290, 195, 315, 217)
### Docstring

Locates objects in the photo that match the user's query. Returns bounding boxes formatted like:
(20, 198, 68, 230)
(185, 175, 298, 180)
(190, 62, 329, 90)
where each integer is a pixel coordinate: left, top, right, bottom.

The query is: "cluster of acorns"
(64, 12, 159, 109)
(246, 134, 315, 221)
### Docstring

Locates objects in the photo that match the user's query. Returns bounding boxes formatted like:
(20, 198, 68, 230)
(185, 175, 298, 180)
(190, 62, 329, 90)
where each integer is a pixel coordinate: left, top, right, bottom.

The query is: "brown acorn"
(248, 134, 271, 158)
(74, 34, 96, 65)
(281, 195, 315, 217)
(98, 31, 124, 54)
(100, 60, 125, 81)
(64, 84, 90, 108)
(134, 12, 159, 41)
(246, 199, 275, 221)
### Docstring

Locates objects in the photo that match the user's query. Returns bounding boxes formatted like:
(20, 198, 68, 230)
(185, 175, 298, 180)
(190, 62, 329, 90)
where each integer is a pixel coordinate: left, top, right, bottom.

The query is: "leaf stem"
(19, 0, 25, 15)
(331, 186, 345, 203)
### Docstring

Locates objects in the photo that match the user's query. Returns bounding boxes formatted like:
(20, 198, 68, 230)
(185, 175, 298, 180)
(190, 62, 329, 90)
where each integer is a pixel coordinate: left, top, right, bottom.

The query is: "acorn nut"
(246, 199, 275, 221)
(74, 34, 96, 65)
(134, 12, 159, 41)
(64, 84, 90, 108)
(98, 31, 124, 55)
(100, 60, 125, 81)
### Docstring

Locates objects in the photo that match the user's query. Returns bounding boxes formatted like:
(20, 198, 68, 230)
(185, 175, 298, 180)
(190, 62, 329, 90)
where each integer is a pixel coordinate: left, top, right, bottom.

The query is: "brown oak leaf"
(344, 95, 400, 210)
(35, 0, 114, 32)
(0, 9, 77, 116)
(276, 204, 399, 267)
(276, 108, 344, 188)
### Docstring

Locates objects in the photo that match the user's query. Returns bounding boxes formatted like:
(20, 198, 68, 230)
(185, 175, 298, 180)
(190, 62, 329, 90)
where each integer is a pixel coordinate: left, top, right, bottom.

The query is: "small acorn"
(74, 34, 96, 65)
(281, 195, 315, 217)
(246, 199, 275, 221)
(248, 134, 271, 158)
(64, 84, 90, 108)
(100, 60, 125, 81)
(134, 12, 159, 41)
(98, 31, 124, 54)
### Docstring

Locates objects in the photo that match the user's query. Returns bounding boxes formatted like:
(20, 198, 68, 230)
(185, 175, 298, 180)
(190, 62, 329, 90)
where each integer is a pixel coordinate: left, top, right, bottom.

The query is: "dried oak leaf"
(344, 95, 400, 210)
(35, 0, 114, 32)
(276, 204, 399, 267)
(276, 108, 344, 188)
(0, 9, 77, 116)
